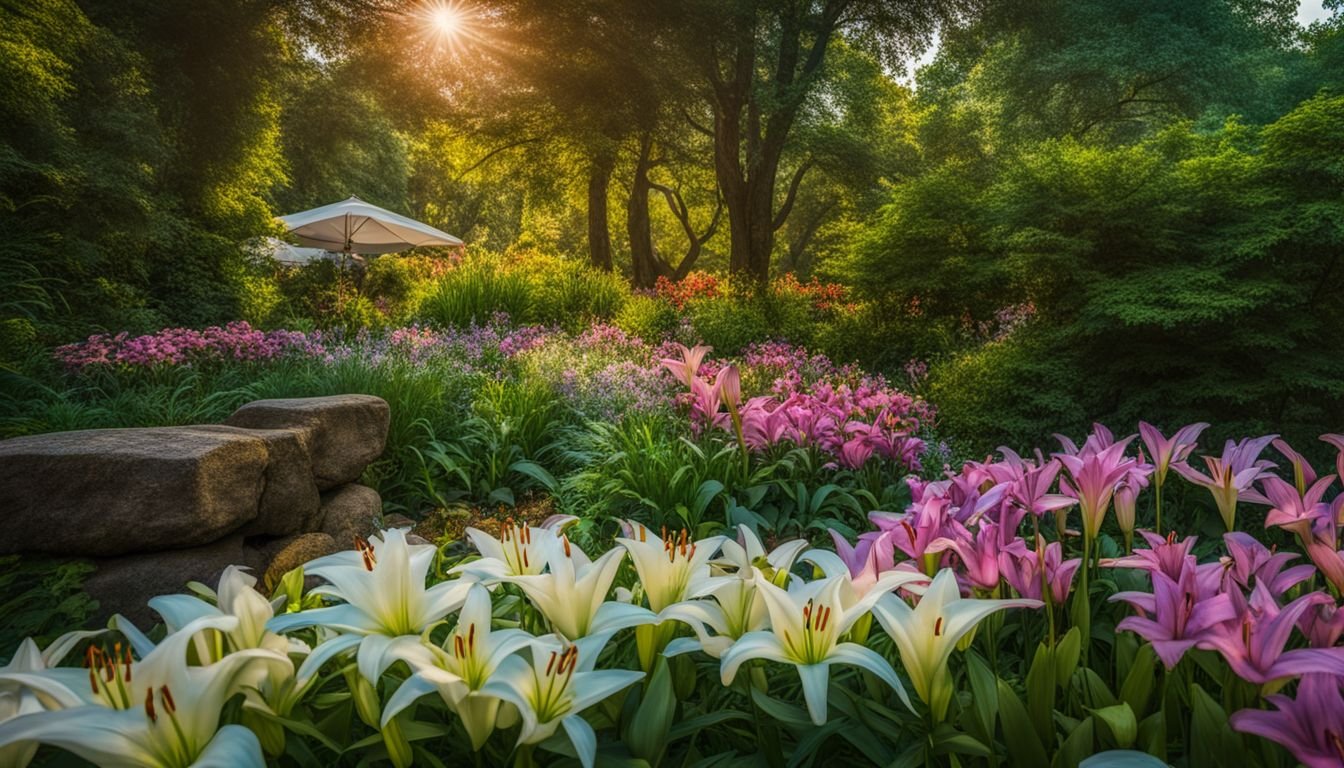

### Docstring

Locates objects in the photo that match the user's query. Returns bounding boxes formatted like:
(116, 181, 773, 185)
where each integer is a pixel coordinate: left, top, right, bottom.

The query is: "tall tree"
(677, 0, 968, 282)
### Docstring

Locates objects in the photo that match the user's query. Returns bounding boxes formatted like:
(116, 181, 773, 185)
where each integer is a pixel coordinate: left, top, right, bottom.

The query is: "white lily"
(616, 523, 726, 613)
(662, 526, 811, 659)
(872, 568, 1041, 722)
(0, 629, 106, 768)
(480, 633, 643, 768)
(720, 570, 927, 725)
(714, 524, 809, 577)
(267, 528, 469, 683)
(507, 534, 654, 641)
(380, 583, 534, 749)
(0, 615, 283, 767)
(452, 519, 559, 583)
(662, 573, 770, 659)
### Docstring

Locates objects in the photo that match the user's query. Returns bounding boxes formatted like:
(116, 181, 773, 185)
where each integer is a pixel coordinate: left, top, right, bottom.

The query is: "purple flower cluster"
(53, 322, 324, 371)
(556, 360, 675, 422)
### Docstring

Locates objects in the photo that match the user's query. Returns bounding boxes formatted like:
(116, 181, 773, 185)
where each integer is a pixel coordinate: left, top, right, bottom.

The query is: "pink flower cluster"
(53, 322, 323, 371)
(823, 422, 1344, 768)
(660, 343, 933, 472)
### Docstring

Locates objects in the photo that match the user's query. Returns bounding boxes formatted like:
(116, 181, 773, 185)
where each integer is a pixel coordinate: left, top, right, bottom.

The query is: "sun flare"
(419, 1, 473, 49)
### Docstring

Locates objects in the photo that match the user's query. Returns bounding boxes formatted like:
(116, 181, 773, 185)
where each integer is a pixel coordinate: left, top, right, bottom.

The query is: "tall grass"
(419, 251, 626, 330)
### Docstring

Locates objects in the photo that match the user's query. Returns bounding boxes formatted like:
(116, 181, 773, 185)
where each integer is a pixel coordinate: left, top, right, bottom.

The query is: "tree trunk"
(627, 133, 663, 288)
(586, 150, 616, 271)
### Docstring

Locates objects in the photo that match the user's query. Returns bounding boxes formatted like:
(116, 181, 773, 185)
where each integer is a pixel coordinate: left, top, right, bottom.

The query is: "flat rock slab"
(191, 425, 322, 537)
(225, 395, 389, 490)
(0, 427, 267, 557)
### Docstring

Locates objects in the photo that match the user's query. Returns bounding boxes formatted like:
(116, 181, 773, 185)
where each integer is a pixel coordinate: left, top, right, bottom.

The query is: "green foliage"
(0, 555, 97, 662)
(413, 379, 567, 510)
(613, 294, 680, 342)
(420, 253, 533, 327)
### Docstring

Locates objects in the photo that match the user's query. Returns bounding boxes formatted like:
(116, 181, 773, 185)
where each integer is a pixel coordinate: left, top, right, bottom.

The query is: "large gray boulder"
(225, 395, 389, 490)
(0, 427, 268, 557)
(192, 425, 322, 536)
(84, 534, 270, 625)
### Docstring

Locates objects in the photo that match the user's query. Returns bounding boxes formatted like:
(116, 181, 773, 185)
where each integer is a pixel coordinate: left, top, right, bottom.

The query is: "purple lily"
(1230, 674, 1344, 768)
(1259, 474, 1336, 540)
(1298, 601, 1344, 648)
(1111, 568, 1237, 670)
(1172, 435, 1278, 531)
(1202, 584, 1344, 685)
(1220, 531, 1315, 595)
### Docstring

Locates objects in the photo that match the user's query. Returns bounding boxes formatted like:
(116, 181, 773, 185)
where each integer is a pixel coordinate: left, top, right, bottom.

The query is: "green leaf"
(997, 679, 1048, 766)
(1054, 627, 1082, 688)
(1089, 703, 1137, 749)
(965, 651, 1000, 739)
(627, 661, 676, 766)
(1026, 642, 1057, 746)
(1189, 683, 1239, 768)
(1119, 644, 1157, 718)
(1053, 716, 1096, 768)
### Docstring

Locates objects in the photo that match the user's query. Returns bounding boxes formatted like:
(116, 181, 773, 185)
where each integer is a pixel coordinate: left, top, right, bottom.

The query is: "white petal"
(828, 642, 913, 712)
(148, 594, 221, 633)
(719, 631, 792, 685)
(562, 714, 599, 768)
(192, 724, 266, 768)
(380, 672, 442, 728)
(0, 707, 152, 768)
(294, 634, 363, 690)
(588, 602, 656, 639)
(797, 663, 832, 725)
(566, 669, 644, 714)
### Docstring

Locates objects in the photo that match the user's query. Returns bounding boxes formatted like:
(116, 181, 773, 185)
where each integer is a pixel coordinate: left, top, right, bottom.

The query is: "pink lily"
(929, 522, 1003, 592)
(1258, 474, 1336, 540)
(1056, 440, 1136, 540)
(659, 343, 712, 387)
(1138, 421, 1209, 486)
(1230, 674, 1344, 768)
(1103, 530, 1200, 584)
(999, 539, 1080, 605)
(1273, 438, 1320, 495)
(1322, 434, 1344, 488)
(1172, 435, 1278, 531)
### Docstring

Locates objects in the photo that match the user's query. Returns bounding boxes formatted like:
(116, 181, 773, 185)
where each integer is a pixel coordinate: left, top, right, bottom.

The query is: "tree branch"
(772, 158, 815, 231)
(451, 137, 543, 182)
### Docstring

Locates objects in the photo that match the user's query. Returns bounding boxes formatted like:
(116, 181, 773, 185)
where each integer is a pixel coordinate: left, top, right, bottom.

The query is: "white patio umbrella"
(277, 196, 463, 255)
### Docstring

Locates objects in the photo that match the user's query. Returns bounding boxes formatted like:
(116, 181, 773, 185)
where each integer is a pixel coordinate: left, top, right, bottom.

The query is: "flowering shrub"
(653, 270, 722, 309)
(52, 322, 324, 371)
(771, 272, 855, 312)
(661, 342, 935, 471)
